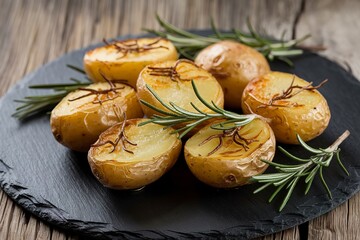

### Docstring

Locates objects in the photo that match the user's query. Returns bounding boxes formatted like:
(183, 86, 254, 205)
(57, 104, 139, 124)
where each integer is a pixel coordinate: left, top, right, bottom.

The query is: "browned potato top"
(185, 118, 276, 188)
(242, 71, 331, 144)
(84, 38, 177, 62)
(50, 82, 143, 152)
(83, 38, 178, 88)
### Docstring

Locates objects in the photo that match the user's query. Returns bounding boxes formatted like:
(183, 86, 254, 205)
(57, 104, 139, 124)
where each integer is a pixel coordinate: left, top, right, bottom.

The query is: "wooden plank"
(296, 0, 360, 77)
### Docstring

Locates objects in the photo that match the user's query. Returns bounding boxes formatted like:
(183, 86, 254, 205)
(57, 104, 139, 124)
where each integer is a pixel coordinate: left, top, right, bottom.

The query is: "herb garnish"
(147, 59, 196, 82)
(252, 130, 350, 211)
(198, 125, 259, 156)
(257, 77, 328, 108)
(67, 73, 124, 105)
(12, 64, 90, 120)
(91, 113, 137, 154)
(138, 80, 257, 139)
(103, 37, 168, 59)
(145, 15, 310, 66)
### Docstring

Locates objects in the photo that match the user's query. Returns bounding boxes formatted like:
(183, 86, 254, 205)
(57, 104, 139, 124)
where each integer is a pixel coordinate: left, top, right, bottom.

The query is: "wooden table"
(0, 0, 359, 239)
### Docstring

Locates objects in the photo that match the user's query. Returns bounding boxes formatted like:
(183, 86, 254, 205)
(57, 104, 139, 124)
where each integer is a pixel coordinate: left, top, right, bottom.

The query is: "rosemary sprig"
(138, 80, 257, 138)
(145, 15, 310, 66)
(252, 130, 350, 211)
(12, 65, 90, 120)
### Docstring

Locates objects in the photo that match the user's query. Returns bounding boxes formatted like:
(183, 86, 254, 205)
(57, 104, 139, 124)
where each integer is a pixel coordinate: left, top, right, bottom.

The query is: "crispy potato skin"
(84, 38, 178, 88)
(50, 82, 143, 152)
(195, 40, 270, 109)
(184, 118, 276, 188)
(241, 72, 331, 144)
(136, 60, 224, 117)
(88, 119, 182, 190)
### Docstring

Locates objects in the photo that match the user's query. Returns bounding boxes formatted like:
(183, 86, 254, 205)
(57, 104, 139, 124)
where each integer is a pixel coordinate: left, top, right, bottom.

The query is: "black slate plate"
(1, 31, 360, 240)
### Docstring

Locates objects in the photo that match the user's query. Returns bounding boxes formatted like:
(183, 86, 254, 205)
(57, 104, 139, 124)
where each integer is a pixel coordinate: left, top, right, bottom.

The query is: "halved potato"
(241, 71, 331, 144)
(137, 59, 224, 117)
(195, 40, 270, 109)
(88, 119, 182, 190)
(184, 118, 276, 188)
(84, 38, 178, 88)
(50, 82, 143, 152)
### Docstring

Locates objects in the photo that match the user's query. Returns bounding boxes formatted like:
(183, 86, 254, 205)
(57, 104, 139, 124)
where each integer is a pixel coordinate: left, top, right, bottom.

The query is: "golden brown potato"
(50, 82, 143, 152)
(88, 119, 182, 190)
(241, 71, 331, 144)
(84, 38, 178, 88)
(184, 118, 276, 188)
(136, 59, 224, 118)
(195, 40, 270, 109)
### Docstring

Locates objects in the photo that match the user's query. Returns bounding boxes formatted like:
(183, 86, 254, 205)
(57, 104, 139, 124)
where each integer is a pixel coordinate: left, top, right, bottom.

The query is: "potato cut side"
(195, 40, 270, 109)
(50, 82, 143, 152)
(241, 71, 331, 144)
(84, 38, 178, 88)
(88, 119, 182, 190)
(184, 118, 276, 188)
(137, 59, 224, 117)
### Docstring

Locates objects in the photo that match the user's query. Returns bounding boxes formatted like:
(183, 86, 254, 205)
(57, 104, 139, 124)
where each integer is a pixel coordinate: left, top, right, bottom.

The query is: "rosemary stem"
(328, 130, 350, 152)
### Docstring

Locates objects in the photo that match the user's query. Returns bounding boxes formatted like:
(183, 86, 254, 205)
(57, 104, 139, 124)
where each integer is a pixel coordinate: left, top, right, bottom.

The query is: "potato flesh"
(50, 82, 143, 152)
(185, 118, 276, 188)
(242, 71, 331, 144)
(88, 119, 182, 189)
(84, 38, 178, 88)
(137, 60, 224, 116)
(187, 119, 271, 158)
(195, 40, 270, 109)
(93, 121, 179, 162)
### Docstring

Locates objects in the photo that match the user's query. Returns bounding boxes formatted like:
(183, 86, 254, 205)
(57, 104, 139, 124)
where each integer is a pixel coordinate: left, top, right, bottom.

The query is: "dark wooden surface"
(0, 0, 359, 239)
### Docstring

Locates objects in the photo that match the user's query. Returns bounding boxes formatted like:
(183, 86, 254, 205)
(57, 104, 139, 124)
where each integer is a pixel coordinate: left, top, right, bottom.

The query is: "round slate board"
(1, 32, 360, 240)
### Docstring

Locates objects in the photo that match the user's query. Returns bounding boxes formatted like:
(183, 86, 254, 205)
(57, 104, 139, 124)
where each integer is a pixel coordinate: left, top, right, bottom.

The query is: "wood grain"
(0, 0, 358, 239)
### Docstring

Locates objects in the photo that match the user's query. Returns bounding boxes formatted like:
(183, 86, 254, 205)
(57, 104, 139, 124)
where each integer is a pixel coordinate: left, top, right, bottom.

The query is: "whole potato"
(195, 40, 270, 109)
(84, 38, 178, 88)
(184, 118, 276, 188)
(50, 82, 143, 152)
(137, 59, 224, 117)
(88, 119, 182, 190)
(241, 71, 331, 144)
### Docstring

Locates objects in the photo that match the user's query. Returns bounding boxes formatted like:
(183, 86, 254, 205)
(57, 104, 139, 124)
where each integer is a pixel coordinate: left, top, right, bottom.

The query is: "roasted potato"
(195, 40, 270, 109)
(88, 119, 182, 190)
(50, 82, 143, 152)
(137, 59, 224, 117)
(184, 118, 276, 188)
(84, 38, 178, 88)
(241, 71, 331, 144)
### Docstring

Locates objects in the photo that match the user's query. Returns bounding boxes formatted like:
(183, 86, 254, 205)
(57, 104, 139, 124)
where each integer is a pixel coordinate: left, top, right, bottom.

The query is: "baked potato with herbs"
(241, 71, 331, 144)
(88, 118, 182, 190)
(84, 38, 178, 88)
(136, 59, 224, 117)
(195, 40, 270, 109)
(184, 118, 276, 188)
(50, 82, 143, 152)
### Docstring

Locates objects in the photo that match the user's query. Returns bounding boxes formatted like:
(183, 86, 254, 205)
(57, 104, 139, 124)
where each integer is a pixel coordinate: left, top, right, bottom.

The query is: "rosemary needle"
(138, 80, 257, 138)
(252, 130, 350, 212)
(12, 65, 90, 120)
(145, 14, 310, 66)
